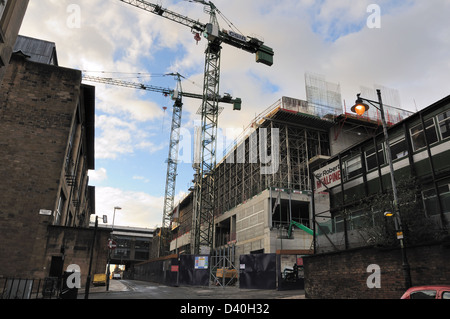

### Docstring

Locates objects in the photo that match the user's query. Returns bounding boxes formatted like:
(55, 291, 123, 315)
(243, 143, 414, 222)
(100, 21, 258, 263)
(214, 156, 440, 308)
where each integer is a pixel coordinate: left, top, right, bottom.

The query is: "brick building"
(0, 0, 29, 84)
(0, 36, 96, 281)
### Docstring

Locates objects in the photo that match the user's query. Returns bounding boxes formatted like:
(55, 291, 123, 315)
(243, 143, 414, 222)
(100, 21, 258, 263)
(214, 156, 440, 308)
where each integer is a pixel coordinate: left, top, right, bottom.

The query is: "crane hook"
(194, 32, 201, 44)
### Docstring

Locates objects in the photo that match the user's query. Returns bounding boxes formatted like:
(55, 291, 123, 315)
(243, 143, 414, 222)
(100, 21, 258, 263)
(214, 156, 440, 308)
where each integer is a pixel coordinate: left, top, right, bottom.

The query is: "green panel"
(430, 149, 450, 173)
(256, 45, 274, 66)
(233, 98, 242, 111)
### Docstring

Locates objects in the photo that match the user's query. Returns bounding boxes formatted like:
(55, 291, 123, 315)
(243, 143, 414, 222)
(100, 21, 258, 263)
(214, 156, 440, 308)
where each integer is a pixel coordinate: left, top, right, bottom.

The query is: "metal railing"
(0, 277, 60, 299)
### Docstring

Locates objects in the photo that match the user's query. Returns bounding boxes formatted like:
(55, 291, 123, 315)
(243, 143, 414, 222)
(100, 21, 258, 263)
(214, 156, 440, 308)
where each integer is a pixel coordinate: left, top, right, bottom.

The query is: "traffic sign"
(108, 240, 117, 250)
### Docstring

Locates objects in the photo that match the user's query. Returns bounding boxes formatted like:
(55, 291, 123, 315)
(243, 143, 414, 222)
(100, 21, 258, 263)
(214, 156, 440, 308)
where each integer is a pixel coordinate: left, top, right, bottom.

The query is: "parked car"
(401, 285, 450, 299)
(112, 273, 122, 280)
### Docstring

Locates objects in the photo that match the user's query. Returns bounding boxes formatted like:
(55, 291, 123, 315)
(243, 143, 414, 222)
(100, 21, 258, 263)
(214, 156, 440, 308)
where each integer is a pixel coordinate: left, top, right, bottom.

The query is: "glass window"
(349, 210, 366, 230)
(438, 180, 450, 213)
(442, 291, 450, 299)
(410, 118, 438, 151)
(437, 110, 450, 140)
(365, 143, 385, 170)
(334, 215, 344, 233)
(422, 179, 450, 216)
(55, 193, 66, 225)
(343, 155, 362, 180)
(410, 290, 436, 299)
(389, 135, 408, 160)
(422, 186, 439, 217)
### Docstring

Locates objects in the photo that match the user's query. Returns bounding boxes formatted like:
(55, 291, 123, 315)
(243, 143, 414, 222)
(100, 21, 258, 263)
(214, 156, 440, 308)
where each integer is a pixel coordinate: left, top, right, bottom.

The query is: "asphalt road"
(82, 279, 305, 300)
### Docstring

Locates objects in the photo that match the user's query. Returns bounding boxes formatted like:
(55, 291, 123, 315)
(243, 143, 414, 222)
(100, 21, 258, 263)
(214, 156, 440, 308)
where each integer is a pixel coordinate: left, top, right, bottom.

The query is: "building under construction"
(168, 73, 412, 256)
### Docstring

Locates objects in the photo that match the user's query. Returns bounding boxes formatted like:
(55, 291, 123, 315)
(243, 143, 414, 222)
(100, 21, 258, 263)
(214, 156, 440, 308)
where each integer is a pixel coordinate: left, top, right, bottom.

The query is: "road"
(82, 279, 305, 300)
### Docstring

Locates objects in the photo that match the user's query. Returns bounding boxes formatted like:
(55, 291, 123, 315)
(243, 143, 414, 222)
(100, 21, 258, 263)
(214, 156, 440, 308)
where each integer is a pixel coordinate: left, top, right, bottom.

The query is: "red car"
(401, 285, 450, 299)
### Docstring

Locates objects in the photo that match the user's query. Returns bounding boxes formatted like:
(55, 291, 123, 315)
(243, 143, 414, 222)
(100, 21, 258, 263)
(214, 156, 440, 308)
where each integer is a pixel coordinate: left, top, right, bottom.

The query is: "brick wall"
(0, 55, 81, 278)
(303, 241, 450, 299)
(45, 226, 110, 287)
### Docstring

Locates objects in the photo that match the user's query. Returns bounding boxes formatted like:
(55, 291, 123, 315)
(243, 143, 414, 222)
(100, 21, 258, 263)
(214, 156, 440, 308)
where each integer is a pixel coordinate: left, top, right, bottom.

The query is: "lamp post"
(107, 206, 121, 291)
(84, 216, 98, 299)
(85, 215, 107, 299)
(351, 89, 412, 288)
(112, 206, 121, 232)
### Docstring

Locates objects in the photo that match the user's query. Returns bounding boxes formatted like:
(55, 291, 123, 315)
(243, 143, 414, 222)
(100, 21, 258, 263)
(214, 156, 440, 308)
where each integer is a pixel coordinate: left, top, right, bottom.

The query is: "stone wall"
(0, 54, 81, 278)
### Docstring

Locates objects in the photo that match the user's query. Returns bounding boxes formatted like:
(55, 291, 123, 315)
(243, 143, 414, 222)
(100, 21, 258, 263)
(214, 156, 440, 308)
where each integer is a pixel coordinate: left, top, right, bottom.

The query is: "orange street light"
(350, 94, 370, 116)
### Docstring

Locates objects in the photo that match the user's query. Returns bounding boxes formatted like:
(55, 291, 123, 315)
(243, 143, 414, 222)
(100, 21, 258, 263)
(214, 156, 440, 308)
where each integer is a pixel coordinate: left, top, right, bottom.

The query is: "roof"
(13, 35, 58, 65)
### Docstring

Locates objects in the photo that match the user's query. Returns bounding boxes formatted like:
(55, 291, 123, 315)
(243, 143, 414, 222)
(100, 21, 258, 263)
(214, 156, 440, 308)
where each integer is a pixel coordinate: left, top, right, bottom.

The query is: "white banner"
(314, 160, 341, 192)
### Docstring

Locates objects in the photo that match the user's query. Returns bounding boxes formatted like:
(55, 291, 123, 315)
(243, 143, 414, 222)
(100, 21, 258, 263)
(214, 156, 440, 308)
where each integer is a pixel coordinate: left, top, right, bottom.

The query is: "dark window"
(365, 143, 385, 170)
(437, 110, 450, 140)
(410, 118, 438, 151)
(410, 290, 436, 299)
(343, 155, 362, 180)
(389, 135, 408, 160)
(422, 179, 450, 216)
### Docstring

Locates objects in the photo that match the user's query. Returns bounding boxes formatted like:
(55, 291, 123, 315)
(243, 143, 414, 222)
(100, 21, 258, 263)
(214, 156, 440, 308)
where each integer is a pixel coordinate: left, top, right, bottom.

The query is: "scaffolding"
(214, 97, 334, 217)
(170, 96, 334, 253)
(305, 72, 342, 118)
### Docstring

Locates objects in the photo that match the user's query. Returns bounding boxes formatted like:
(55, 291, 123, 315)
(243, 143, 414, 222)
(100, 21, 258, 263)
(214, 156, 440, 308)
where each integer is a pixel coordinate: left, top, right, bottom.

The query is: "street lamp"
(112, 206, 122, 232)
(107, 206, 122, 291)
(351, 89, 412, 288)
(85, 215, 107, 299)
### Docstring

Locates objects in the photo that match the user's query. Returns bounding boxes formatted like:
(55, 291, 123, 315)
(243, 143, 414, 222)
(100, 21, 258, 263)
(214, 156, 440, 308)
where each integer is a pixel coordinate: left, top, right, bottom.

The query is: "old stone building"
(0, 36, 96, 281)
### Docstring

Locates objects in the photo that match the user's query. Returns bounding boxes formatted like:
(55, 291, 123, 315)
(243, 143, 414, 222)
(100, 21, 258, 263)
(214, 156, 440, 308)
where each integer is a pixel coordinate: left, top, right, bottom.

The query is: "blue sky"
(19, 0, 450, 228)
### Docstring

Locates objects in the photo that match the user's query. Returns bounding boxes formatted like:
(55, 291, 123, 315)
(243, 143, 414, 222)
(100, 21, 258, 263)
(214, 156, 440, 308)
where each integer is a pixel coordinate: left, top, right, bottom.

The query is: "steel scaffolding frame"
(214, 107, 331, 217)
(171, 98, 335, 253)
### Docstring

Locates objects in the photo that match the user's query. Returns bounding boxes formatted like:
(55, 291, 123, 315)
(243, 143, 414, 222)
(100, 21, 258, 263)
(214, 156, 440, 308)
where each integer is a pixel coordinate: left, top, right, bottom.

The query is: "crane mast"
(82, 74, 241, 256)
(117, 0, 273, 255)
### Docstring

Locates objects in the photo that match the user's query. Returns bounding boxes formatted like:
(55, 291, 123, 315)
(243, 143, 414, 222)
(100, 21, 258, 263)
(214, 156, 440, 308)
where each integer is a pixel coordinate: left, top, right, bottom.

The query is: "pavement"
(79, 278, 129, 295)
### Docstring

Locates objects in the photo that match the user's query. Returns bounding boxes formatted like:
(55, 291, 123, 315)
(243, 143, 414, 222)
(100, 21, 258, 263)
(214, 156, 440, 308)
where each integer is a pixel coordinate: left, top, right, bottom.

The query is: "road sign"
(108, 240, 117, 250)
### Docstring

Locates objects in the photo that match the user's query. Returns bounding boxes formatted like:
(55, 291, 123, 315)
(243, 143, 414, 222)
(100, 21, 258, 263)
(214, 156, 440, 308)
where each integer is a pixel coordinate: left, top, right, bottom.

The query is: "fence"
(0, 277, 61, 299)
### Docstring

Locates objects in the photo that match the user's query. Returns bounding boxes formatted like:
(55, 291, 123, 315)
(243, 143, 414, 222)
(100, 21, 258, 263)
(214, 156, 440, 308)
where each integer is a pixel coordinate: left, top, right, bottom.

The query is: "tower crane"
(117, 0, 274, 254)
(82, 74, 241, 256)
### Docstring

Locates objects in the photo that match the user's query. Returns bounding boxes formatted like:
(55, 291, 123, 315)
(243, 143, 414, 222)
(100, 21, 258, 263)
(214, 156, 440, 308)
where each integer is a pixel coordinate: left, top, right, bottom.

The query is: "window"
(334, 215, 344, 233)
(438, 179, 450, 213)
(0, 0, 8, 21)
(55, 193, 66, 225)
(113, 237, 131, 258)
(343, 155, 362, 180)
(422, 179, 450, 216)
(389, 135, 408, 160)
(410, 118, 438, 151)
(437, 110, 450, 140)
(422, 186, 438, 217)
(365, 143, 385, 171)
(443, 292, 450, 299)
(410, 290, 436, 299)
(135, 238, 150, 260)
(349, 210, 366, 230)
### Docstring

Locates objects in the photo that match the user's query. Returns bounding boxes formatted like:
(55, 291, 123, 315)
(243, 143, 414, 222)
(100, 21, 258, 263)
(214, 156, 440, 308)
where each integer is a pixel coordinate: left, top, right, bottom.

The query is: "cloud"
(20, 0, 450, 229)
(133, 175, 150, 183)
(89, 167, 108, 183)
(95, 186, 163, 228)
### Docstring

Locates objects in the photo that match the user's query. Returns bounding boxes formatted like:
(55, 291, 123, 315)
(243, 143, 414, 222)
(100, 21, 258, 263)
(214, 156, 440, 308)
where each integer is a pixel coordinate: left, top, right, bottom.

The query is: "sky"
(19, 0, 450, 229)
